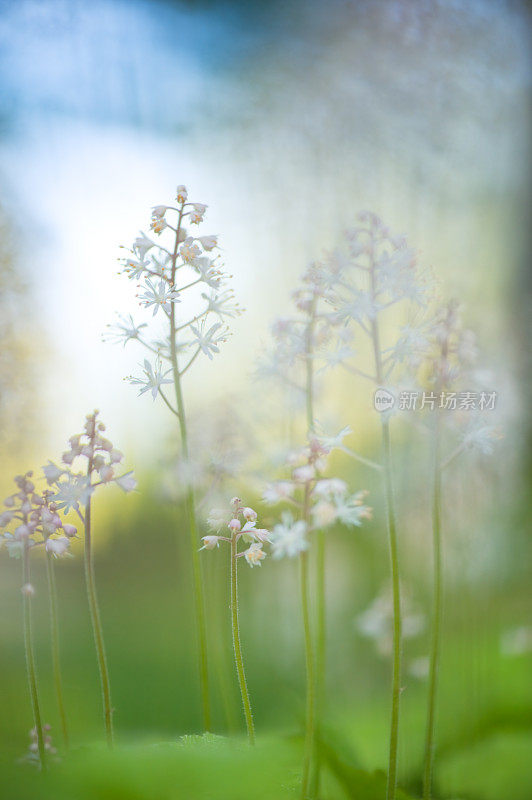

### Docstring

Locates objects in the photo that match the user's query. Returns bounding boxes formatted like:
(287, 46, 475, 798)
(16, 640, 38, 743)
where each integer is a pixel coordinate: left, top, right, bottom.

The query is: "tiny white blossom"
(128, 359, 173, 400)
(200, 535, 221, 550)
(133, 234, 156, 260)
(262, 481, 295, 504)
(53, 475, 94, 513)
(45, 536, 71, 558)
(115, 471, 137, 492)
(42, 461, 65, 485)
(190, 322, 228, 360)
(138, 278, 181, 316)
(105, 314, 148, 346)
(198, 235, 218, 251)
(176, 185, 188, 204)
(189, 203, 207, 224)
(271, 513, 309, 559)
(243, 542, 266, 567)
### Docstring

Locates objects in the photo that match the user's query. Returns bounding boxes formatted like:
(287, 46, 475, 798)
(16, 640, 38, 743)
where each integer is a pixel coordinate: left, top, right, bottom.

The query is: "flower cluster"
(106, 185, 243, 402)
(263, 436, 372, 558)
(0, 472, 77, 568)
(202, 498, 271, 567)
(256, 259, 348, 391)
(45, 411, 136, 515)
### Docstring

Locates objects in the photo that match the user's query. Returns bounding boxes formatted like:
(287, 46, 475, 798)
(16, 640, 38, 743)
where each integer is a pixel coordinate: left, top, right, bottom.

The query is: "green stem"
(230, 534, 255, 744)
(381, 418, 402, 800)
(300, 544, 316, 800)
(423, 422, 442, 799)
(169, 207, 211, 731)
(22, 542, 46, 770)
(368, 244, 402, 800)
(84, 495, 114, 747)
(46, 552, 69, 749)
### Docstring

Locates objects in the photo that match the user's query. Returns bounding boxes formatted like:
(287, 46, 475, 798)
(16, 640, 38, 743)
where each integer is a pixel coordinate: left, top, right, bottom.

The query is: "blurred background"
(0, 1, 531, 798)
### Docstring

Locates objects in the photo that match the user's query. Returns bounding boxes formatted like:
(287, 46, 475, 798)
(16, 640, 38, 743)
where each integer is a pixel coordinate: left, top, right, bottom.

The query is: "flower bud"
(228, 518, 241, 533)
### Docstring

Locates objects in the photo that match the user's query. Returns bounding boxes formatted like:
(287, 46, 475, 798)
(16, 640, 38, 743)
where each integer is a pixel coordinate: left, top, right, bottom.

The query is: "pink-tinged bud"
(4, 495, 15, 507)
(228, 518, 241, 533)
(62, 524, 77, 538)
(176, 185, 188, 204)
(230, 497, 241, 509)
(110, 449, 123, 464)
(21, 583, 35, 597)
(242, 507, 257, 522)
(0, 511, 14, 527)
(62, 450, 76, 465)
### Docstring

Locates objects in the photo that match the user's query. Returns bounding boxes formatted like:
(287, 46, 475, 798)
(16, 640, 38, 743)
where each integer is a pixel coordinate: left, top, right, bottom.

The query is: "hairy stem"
(423, 420, 443, 799)
(230, 534, 255, 744)
(23, 543, 46, 770)
(169, 207, 211, 731)
(84, 494, 114, 747)
(46, 552, 69, 749)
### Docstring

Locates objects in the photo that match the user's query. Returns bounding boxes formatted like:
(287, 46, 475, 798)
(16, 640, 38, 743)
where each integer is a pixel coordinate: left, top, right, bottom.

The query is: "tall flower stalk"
(420, 301, 499, 798)
(45, 549, 69, 749)
(107, 186, 242, 730)
(50, 411, 136, 747)
(201, 499, 271, 743)
(1, 472, 76, 767)
(259, 264, 371, 798)
(324, 212, 434, 799)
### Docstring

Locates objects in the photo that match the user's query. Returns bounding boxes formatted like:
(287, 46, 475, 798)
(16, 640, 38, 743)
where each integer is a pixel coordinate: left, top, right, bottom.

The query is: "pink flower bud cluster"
(0, 472, 77, 563)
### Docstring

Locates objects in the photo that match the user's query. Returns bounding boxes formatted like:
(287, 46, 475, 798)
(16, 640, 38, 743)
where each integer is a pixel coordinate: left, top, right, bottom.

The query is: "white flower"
(128, 359, 173, 400)
(180, 238, 202, 262)
(45, 536, 71, 558)
(192, 257, 223, 288)
(124, 257, 151, 280)
(104, 314, 148, 346)
(462, 422, 501, 455)
(333, 491, 372, 527)
(189, 322, 228, 360)
(115, 471, 137, 492)
(21, 583, 36, 597)
(312, 501, 338, 528)
(200, 535, 221, 550)
(271, 513, 309, 559)
(1, 533, 28, 558)
(242, 507, 257, 522)
(99, 465, 114, 482)
(133, 234, 156, 260)
(138, 278, 180, 316)
(315, 425, 352, 451)
(206, 509, 227, 531)
(201, 291, 242, 319)
(293, 465, 315, 483)
(314, 478, 348, 498)
(152, 205, 169, 218)
(42, 461, 65, 485)
(198, 235, 218, 251)
(244, 542, 266, 567)
(262, 481, 295, 504)
(53, 475, 94, 513)
(150, 216, 167, 234)
(189, 203, 207, 224)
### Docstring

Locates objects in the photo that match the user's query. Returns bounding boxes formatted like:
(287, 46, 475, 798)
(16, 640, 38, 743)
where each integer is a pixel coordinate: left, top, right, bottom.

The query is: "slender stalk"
(230, 533, 255, 744)
(46, 552, 69, 749)
(84, 493, 114, 747)
(303, 299, 321, 799)
(22, 542, 46, 770)
(169, 207, 211, 731)
(423, 416, 443, 799)
(368, 247, 402, 800)
(381, 418, 402, 800)
(300, 544, 316, 799)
